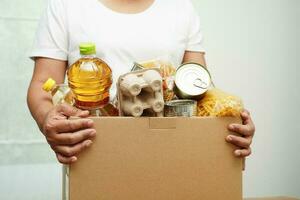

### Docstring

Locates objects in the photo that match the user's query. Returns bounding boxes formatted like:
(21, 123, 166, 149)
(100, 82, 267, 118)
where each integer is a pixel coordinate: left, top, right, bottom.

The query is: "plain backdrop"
(0, 0, 299, 199)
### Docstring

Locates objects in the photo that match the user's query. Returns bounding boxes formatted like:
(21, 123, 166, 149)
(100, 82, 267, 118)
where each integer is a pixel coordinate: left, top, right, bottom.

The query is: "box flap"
(149, 117, 177, 129)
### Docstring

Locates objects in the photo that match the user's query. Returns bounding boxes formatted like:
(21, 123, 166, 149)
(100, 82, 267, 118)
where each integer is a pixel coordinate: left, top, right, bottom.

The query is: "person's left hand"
(226, 109, 255, 158)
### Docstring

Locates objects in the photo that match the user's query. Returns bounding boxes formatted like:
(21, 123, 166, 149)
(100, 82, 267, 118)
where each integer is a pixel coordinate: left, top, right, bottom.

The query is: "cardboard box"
(66, 117, 243, 200)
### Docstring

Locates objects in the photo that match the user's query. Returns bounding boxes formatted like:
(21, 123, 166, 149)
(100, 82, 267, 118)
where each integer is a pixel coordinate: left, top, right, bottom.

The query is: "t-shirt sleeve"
(185, 0, 205, 53)
(30, 0, 68, 61)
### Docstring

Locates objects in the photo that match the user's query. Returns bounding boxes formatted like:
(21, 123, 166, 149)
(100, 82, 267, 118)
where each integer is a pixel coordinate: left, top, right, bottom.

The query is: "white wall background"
(0, 0, 299, 199)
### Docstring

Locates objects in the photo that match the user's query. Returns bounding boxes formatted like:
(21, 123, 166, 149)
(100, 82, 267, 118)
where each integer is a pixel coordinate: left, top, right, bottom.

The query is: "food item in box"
(89, 103, 119, 116)
(174, 63, 211, 100)
(42, 78, 74, 106)
(139, 59, 176, 102)
(197, 88, 244, 117)
(164, 100, 197, 117)
(117, 69, 164, 117)
(67, 43, 112, 110)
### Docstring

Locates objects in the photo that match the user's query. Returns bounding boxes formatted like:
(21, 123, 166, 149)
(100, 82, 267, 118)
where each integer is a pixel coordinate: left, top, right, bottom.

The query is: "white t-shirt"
(30, 0, 205, 97)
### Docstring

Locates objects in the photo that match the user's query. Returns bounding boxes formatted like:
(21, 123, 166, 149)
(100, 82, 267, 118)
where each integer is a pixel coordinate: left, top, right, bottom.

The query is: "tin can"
(164, 100, 197, 117)
(174, 63, 211, 100)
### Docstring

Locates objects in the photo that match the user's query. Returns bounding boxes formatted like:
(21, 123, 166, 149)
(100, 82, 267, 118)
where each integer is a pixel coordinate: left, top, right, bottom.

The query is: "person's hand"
(42, 103, 96, 164)
(226, 109, 255, 158)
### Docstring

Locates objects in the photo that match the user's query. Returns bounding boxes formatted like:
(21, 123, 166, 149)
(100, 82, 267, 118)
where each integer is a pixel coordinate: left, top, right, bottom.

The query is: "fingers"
(234, 148, 252, 157)
(226, 135, 252, 148)
(43, 104, 94, 165)
(53, 140, 93, 158)
(240, 111, 250, 125)
(228, 123, 254, 137)
(240, 110, 255, 129)
(54, 118, 94, 133)
(56, 153, 77, 164)
(57, 103, 89, 117)
(54, 129, 96, 145)
(51, 128, 95, 164)
(242, 109, 250, 116)
(76, 110, 90, 118)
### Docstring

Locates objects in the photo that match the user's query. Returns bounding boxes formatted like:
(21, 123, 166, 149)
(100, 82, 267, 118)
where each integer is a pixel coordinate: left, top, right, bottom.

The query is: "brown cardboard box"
(68, 117, 243, 200)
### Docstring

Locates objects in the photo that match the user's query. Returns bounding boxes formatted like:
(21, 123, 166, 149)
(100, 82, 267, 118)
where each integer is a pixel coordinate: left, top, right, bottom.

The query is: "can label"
(164, 100, 197, 117)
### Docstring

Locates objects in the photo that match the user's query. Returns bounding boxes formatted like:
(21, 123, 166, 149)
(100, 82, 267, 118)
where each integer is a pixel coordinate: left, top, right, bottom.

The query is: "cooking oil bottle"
(42, 78, 74, 106)
(67, 43, 112, 110)
(89, 103, 119, 116)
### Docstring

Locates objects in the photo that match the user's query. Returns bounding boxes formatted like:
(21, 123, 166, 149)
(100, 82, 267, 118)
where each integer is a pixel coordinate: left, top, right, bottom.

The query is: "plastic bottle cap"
(79, 43, 96, 55)
(42, 78, 56, 92)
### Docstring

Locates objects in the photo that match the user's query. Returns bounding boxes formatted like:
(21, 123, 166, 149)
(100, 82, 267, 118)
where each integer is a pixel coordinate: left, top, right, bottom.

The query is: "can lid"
(175, 63, 211, 96)
(79, 43, 96, 55)
(42, 78, 56, 92)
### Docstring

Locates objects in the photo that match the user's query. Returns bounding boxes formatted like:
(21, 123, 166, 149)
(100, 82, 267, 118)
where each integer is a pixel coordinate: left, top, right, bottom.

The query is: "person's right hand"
(42, 103, 96, 164)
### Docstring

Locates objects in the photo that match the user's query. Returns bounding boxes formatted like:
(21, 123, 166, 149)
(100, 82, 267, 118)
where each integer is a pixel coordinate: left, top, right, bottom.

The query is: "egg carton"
(117, 69, 165, 117)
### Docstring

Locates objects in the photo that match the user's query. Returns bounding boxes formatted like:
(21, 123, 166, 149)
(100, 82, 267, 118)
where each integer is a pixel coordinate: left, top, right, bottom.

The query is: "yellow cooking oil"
(67, 43, 112, 110)
(42, 78, 74, 106)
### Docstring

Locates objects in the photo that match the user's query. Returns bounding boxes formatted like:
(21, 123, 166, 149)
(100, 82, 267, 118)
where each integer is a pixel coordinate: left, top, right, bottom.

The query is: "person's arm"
(27, 58, 96, 164)
(182, 51, 207, 67)
(27, 58, 67, 128)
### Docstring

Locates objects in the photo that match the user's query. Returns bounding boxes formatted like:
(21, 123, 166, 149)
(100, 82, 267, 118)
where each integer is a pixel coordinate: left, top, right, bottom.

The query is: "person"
(27, 0, 255, 164)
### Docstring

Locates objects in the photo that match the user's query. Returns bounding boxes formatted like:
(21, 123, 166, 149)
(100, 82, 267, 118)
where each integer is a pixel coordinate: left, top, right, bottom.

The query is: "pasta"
(197, 88, 244, 117)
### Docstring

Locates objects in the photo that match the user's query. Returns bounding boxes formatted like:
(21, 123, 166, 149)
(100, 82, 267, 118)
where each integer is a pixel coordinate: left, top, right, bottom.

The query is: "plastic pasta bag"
(197, 88, 244, 117)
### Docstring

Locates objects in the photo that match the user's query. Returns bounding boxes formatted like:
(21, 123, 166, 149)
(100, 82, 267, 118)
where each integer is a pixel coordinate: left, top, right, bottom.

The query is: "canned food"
(174, 63, 211, 100)
(164, 100, 197, 117)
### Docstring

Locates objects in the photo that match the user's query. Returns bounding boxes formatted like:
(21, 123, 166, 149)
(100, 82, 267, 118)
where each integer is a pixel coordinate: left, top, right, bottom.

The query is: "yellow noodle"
(197, 88, 243, 117)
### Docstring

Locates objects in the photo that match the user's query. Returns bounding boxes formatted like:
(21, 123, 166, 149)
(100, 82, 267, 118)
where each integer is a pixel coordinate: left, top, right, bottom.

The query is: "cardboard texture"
(69, 117, 243, 200)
